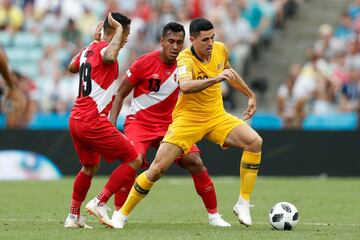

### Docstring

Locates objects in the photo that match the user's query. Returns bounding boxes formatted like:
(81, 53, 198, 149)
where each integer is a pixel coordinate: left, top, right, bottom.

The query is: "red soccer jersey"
(125, 50, 179, 127)
(70, 41, 119, 121)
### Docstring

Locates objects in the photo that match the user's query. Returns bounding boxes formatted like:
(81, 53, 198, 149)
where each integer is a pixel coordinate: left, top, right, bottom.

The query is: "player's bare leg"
(179, 153, 231, 227)
(113, 143, 182, 228)
(224, 124, 262, 226)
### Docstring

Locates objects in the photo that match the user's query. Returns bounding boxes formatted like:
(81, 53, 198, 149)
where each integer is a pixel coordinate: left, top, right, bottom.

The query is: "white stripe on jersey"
(129, 70, 178, 114)
(90, 79, 118, 113)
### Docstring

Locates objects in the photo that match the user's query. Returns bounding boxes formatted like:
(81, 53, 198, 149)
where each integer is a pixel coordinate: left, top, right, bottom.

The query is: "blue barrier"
(0, 112, 358, 131)
(250, 112, 283, 130)
(27, 113, 70, 130)
(26, 113, 125, 130)
(303, 112, 358, 130)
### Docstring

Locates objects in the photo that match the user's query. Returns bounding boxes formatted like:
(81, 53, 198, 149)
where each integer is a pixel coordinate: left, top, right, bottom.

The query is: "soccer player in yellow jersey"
(115, 18, 263, 228)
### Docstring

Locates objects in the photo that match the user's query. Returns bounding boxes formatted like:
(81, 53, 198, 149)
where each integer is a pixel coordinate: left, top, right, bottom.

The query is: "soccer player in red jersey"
(108, 22, 230, 228)
(64, 13, 142, 228)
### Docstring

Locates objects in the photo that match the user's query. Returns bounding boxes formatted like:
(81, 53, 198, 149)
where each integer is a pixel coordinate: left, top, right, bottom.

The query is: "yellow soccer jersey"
(175, 41, 229, 118)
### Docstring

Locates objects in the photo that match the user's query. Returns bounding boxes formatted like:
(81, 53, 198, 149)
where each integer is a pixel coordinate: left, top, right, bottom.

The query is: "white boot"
(111, 210, 128, 229)
(64, 214, 92, 228)
(233, 196, 254, 226)
(208, 213, 231, 227)
(85, 197, 113, 228)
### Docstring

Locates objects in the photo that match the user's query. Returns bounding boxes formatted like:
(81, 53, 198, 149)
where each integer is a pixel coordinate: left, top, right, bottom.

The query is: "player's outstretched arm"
(179, 69, 233, 94)
(101, 13, 124, 64)
(109, 77, 134, 126)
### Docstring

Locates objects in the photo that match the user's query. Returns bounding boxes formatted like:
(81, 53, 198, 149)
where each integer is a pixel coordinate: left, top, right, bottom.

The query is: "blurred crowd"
(277, 0, 360, 128)
(0, 0, 300, 127)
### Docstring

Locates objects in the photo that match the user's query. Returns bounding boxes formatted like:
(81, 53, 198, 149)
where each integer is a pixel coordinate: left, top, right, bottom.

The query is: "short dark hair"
(189, 18, 214, 37)
(104, 12, 131, 34)
(162, 22, 185, 38)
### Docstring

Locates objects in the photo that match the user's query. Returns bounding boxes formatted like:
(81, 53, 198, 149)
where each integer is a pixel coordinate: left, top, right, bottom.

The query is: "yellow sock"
(120, 172, 154, 216)
(240, 151, 261, 201)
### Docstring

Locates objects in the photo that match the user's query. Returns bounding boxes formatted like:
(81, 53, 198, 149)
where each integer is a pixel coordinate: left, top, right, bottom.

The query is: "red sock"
(192, 170, 218, 214)
(97, 164, 136, 204)
(70, 171, 92, 215)
(114, 175, 136, 210)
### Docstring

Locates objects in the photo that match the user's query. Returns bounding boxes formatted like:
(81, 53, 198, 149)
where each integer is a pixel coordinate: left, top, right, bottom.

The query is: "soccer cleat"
(208, 213, 231, 227)
(233, 197, 254, 226)
(111, 210, 128, 229)
(64, 214, 93, 228)
(85, 198, 113, 228)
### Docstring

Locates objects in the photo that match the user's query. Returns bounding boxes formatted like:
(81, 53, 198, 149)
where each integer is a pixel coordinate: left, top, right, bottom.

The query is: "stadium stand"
(0, 0, 358, 130)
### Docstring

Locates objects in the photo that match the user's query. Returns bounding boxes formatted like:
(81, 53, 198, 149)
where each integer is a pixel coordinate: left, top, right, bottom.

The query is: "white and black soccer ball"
(269, 202, 299, 230)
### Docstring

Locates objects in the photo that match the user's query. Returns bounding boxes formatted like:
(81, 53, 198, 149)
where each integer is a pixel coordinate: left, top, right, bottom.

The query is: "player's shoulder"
(177, 47, 194, 64)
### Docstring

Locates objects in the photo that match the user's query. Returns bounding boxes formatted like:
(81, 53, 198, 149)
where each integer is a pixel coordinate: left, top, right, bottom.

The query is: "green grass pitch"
(0, 177, 359, 240)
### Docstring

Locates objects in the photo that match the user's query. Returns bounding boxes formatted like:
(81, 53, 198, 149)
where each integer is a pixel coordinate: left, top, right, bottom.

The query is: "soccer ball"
(269, 202, 299, 230)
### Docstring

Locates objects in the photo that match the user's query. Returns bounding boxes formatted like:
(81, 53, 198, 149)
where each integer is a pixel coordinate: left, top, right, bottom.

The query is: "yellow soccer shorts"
(163, 112, 246, 154)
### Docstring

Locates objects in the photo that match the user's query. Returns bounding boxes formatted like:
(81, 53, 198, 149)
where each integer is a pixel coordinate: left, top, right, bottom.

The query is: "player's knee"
(180, 153, 205, 174)
(128, 154, 143, 170)
(81, 164, 100, 176)
(147, 164, 165, 182)
(245, 135, 263, 153)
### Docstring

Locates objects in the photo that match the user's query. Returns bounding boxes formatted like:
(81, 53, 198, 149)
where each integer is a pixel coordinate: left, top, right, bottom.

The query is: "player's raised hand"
(93, 21, 103, 42)
(108, 12, 123, 32)
(242, 96, 257, 120)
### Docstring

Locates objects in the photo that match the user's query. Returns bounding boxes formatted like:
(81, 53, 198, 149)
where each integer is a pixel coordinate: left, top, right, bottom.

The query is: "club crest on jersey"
(217, 63, 223, 70)
(126, 70, 132, 77)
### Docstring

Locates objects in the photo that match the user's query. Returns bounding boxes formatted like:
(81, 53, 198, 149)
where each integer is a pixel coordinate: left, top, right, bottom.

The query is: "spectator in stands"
(348, 0, 360, 21)
(238, 0, 270, 58)
(38, 46, 60, 80)
(77, 6, 99, 44)
(345, 38, 360, 70)
(338, 68, 360, 112)
(22, 1, 43, 34)
(277, 64, 302, 128)
(62, 18, 82, 45)
(222, 3, 252, 76)
(0, 0, 24, 31)
(42, 7, 67, 33)
(158, 0, 177, 29)
(334, 10, 354, 42)
(314, 23, 345, 62)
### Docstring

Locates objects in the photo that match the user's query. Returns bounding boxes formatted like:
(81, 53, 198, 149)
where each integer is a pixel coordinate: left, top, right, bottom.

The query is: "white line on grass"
(1, 218, 359, 227)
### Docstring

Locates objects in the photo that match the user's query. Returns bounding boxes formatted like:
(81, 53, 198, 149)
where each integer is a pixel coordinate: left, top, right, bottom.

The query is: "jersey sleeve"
(177, 56, 194, 81)
(125, 59, 141, 85)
